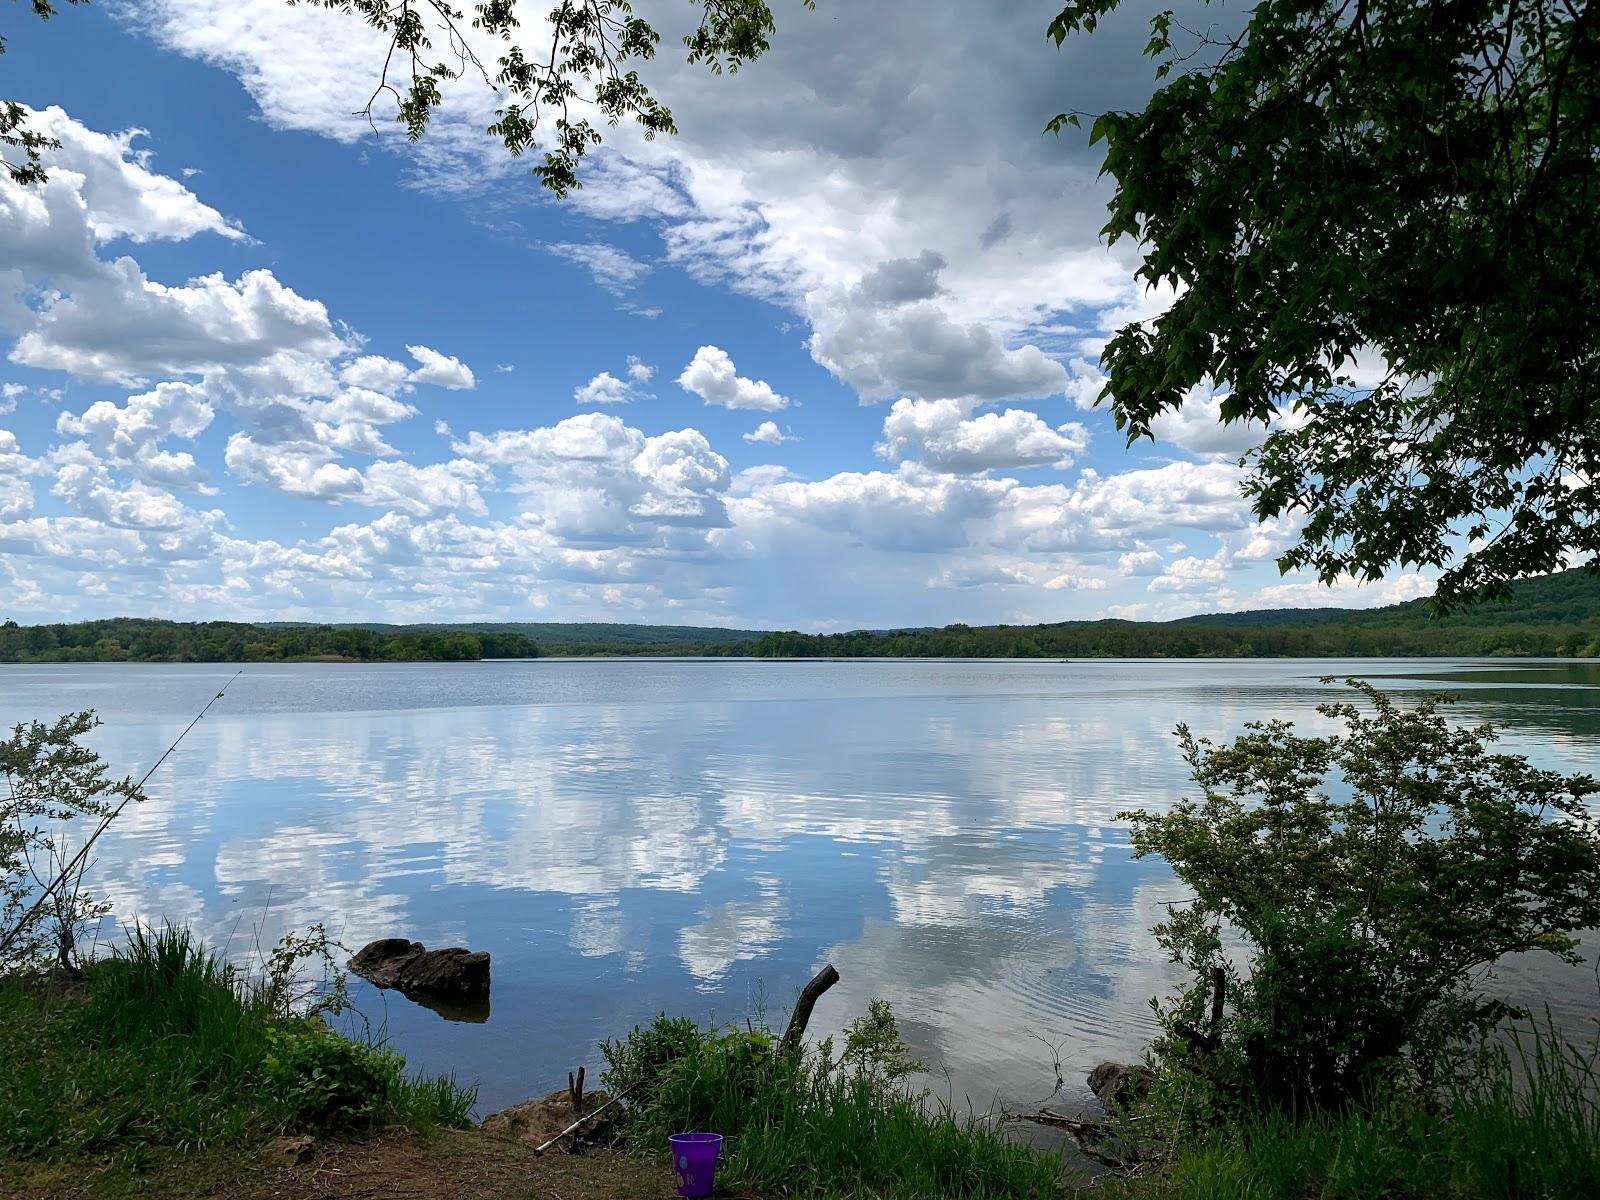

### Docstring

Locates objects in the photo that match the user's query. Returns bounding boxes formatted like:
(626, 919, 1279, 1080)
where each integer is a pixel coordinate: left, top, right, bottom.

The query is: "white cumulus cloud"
(677, 345, 789, 411)
(12, 265, 347, 385)
(406, 344, 475, 390)
(876, 398, 1087, 474)
(743, 420, 797, 445)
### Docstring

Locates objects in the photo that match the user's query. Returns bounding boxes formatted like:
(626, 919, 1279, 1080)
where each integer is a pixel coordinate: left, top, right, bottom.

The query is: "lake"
(2, 658, 1597, 1116)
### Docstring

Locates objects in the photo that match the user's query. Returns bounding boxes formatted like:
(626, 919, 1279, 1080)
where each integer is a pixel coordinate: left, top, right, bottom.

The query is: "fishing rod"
(0, 670, 243, 963)
(531, 1082, 642, 1157)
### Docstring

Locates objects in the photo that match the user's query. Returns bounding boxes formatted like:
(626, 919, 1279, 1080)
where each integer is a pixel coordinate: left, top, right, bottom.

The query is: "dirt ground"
(1, 1129, 715, 1200)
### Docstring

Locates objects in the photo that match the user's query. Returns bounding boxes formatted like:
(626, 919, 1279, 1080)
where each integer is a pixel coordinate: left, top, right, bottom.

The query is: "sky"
(0, 0, 1437, 629)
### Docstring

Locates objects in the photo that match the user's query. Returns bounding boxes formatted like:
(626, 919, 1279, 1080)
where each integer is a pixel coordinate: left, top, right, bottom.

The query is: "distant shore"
(3, 567, 1598, 663)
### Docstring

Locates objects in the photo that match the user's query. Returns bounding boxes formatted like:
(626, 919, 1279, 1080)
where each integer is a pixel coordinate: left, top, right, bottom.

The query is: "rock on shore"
(1087, 1061, 1154, 1110)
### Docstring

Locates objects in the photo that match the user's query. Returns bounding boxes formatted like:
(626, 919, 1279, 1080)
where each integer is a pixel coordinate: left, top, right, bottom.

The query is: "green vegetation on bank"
(0, 618, 540, 663)
(1095, 681, 1600, 1199)
(5, 568, 1598, 663)
(329, 621, 763, 649)
(1099, 1031, 1600, 1199)
(600, 1004, 1065, 1199)
(0, 925, 474, 1176)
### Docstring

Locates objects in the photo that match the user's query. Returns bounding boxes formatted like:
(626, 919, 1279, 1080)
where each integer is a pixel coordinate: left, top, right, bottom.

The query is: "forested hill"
(1170, 565, 1600, 629)
(2, 568, 1597, 662)
(744, 568, 1600, 659)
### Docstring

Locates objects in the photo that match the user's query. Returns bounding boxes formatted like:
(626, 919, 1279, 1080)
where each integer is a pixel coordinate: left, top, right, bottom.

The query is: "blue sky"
(0, 0, 1435, 629)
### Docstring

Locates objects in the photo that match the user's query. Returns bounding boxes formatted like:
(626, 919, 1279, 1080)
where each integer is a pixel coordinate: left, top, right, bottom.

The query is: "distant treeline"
(0, 619, 541, 663)
(737, 619, 1600, 659)
(319, 621, 762, 648)
(736, 568, 1600, 659)
(3, 568, 1597, 663)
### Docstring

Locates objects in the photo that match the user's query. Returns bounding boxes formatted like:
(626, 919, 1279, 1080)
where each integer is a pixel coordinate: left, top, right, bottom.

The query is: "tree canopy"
(1049, 0, 1600, 609)
(5, 1, 809, 191)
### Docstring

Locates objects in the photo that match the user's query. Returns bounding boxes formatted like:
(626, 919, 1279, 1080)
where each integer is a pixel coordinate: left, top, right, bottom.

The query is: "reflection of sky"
(1, 659, 1596, 1114)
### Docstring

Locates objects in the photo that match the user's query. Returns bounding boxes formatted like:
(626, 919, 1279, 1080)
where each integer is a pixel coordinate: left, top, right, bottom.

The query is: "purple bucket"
(668, 1131, 723, 1198)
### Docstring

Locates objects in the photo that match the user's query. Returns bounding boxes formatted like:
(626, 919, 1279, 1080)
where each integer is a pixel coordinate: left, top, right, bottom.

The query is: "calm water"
(2, 658, 1597, 1115)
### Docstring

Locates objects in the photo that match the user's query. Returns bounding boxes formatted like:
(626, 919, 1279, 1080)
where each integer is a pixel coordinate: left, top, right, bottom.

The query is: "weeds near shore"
(0, 924, 475, 1167)
(601, 1008, 1069, 1199)
(1097, 1021, 1600, 1199)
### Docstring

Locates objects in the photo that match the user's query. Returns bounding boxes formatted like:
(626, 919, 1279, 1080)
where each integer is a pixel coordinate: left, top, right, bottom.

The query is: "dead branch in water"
(781, 963, 840, 1052)
(1007, 1107, 1139, 1172)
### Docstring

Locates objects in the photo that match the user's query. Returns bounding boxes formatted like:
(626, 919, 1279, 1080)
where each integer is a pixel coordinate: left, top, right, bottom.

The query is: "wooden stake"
(567, 1066, 585, 1116)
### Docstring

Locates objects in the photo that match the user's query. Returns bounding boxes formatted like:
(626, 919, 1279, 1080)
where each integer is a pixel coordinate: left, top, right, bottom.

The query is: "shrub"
(1128, 679, 1600, 1125)
(261, 1019, 407, 1131)
(0, 711, 145, 973)
(598, 1012, 706, 1110)
(834, 996, 925, 1087)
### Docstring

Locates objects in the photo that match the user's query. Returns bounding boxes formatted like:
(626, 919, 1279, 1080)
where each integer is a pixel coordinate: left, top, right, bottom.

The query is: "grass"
(0, 924, 475, 1174)
(1101, 1025, 1600, 1200)
(595, 1006, 1600, 1200)
(602, 1015, 1072, 1199)
(670, 1062, 1068, 1198)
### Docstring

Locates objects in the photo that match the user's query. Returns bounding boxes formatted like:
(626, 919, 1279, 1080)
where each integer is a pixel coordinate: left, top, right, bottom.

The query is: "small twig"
(1024, 1029, 1067, 1103)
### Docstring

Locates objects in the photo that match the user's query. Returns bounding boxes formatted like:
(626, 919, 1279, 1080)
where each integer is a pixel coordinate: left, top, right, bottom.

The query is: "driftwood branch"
(1009, 1108, 1133, 1171)
(781, 963, 840, 1051)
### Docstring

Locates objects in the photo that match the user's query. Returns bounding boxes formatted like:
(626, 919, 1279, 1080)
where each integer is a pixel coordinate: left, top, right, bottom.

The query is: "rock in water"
(349, 938, 490, 1003)
(401, 947, 491, 1001)
(348, 938, 425, 988)
(482, 1088, 616, 1150)
(1087, 1061, 1154, 1110)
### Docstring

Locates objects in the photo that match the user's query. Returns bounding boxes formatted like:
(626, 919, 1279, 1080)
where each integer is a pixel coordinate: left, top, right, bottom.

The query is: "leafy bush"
(0, 711, 145, 973)
(262, 1019, 406, 1130)
(1129, 680, 1600, 1124)
(598, 1012, 706, 1110)
(833, 996, 925, 1087)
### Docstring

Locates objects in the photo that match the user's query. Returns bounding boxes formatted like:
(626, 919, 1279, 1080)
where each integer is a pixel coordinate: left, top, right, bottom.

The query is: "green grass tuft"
(602, 1013, 1070, 1198)
(0, 923, 476, 1168)
(1103, 1024, 1600, 1200)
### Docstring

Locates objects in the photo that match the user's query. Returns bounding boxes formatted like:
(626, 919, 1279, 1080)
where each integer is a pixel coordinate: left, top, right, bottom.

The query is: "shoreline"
(3, 652, 1597, 664)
